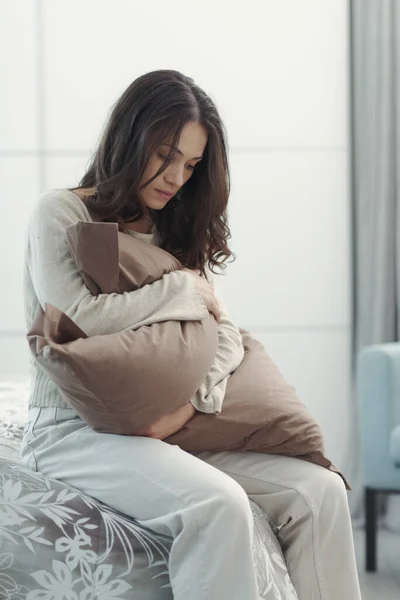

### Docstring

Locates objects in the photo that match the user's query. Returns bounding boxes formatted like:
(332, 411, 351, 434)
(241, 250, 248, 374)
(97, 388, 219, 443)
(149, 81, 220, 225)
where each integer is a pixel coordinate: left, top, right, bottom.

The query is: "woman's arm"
(140, 277, 244, 438)
(189, 270, 245, 414)
(26, 190, 209, 336)
(137, 402, 197, 440)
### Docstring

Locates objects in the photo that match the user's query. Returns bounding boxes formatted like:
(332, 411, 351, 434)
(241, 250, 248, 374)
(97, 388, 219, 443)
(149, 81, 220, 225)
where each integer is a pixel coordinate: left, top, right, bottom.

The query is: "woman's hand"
(137, 403, 197, 440)
(182, 268, 221, 323)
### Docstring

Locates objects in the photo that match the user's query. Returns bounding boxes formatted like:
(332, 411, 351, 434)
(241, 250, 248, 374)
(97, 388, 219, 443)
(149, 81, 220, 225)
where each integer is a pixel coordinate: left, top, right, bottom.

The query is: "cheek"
(141, 158, 163, 186)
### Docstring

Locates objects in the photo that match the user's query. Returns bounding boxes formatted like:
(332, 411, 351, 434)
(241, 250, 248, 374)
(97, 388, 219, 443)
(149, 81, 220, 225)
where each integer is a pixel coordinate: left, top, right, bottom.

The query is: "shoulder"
(32, 188, 91, 220)
(204, 266, 217, 290)
(28, 188, 92, 231)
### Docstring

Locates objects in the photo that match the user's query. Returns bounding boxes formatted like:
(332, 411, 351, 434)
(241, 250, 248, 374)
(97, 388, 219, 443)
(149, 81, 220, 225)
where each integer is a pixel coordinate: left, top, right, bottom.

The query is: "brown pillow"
(28, 220, 348, 487)
(167, 331, 347, 485)
(27, 220, 218, 434)
(65, 220, 182, 294)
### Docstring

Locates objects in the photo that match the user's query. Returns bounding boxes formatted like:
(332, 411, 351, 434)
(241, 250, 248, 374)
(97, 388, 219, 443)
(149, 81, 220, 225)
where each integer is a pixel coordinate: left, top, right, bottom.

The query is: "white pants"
(20, 407, 362, 600)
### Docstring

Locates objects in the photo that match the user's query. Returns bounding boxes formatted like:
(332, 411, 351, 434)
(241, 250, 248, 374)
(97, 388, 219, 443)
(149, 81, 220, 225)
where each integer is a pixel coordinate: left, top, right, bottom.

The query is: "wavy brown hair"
(77, 69, 234, 272)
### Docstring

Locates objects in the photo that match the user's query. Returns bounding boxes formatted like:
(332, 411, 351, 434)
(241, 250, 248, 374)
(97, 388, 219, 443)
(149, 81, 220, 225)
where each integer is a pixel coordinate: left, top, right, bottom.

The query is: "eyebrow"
(162, 144, 203, 161)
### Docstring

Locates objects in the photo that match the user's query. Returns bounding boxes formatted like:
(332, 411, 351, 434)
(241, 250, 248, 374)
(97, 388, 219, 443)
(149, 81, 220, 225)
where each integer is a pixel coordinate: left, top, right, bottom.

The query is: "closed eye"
(158, 153, 197, 171)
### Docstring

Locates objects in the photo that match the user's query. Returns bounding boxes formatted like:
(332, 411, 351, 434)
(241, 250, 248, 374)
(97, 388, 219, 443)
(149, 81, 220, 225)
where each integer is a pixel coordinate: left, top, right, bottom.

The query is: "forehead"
(162, 122, 208, 157)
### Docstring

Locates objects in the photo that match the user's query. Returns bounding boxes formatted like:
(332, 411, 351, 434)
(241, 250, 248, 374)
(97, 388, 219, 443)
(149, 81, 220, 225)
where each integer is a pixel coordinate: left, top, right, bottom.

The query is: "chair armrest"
(358, 343, 400, 486)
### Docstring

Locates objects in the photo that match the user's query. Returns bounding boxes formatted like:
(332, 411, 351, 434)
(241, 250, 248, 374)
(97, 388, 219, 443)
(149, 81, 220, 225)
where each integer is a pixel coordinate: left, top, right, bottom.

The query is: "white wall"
(0, 0, 351, 469)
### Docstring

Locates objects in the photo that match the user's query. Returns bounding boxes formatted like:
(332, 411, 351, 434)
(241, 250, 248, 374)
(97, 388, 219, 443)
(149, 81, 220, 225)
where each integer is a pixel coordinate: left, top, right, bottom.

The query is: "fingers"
(213, 305, 222, 323)
(181, 268, 220, 322)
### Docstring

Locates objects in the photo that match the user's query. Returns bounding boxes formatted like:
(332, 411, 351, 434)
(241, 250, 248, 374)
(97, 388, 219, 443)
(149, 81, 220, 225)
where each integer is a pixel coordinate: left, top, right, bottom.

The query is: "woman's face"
(138, 121, 208, 210)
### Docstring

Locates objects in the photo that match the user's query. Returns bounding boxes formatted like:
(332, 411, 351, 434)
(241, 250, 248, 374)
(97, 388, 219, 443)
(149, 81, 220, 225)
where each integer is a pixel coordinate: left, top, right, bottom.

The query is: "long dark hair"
(78, 69, 234, 272)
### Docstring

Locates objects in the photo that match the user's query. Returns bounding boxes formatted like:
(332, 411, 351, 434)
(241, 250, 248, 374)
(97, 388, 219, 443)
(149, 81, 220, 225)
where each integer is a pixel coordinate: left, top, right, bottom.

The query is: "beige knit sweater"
(24, 189, 244, 412)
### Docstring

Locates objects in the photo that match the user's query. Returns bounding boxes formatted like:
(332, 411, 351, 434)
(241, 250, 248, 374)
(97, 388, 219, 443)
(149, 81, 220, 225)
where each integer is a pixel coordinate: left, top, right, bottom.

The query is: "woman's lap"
(21, 407, 344, 522)
(20, 406, 361, 600)
(20, 407, 251, 534)
(20, 406, 350, 538)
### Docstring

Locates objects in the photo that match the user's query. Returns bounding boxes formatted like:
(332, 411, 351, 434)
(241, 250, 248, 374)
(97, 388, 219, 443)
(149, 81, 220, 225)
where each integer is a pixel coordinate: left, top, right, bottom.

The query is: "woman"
(20, 70, 362, 600)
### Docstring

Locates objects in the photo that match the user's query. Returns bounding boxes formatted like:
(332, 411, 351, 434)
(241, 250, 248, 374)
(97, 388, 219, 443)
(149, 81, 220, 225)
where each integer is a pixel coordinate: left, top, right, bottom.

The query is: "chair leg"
(365, 487, 378, 572)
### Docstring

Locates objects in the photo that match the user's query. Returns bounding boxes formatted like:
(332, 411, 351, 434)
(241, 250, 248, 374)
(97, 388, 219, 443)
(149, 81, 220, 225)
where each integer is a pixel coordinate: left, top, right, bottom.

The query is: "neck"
(123, 215, 153, 234)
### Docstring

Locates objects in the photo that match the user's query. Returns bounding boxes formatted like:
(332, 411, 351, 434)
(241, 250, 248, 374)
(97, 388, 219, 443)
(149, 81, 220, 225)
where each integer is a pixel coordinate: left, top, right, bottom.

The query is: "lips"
(156, 189, 174, 199)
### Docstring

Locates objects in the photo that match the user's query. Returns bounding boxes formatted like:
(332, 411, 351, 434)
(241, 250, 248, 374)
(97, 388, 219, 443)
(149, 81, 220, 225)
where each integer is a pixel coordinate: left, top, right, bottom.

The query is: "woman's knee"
(201, 473, 253, 529)
(303, 465, 349, 516)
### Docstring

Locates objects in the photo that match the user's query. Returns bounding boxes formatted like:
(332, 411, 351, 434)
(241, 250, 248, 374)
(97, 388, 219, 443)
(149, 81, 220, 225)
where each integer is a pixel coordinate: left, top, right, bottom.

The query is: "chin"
(146, 200, 165, 211)
(146, 196, 171, 210)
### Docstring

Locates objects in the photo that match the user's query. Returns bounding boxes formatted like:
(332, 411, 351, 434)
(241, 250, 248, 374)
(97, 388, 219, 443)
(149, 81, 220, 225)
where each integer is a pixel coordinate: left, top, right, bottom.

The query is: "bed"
(0, 380, 298, 599)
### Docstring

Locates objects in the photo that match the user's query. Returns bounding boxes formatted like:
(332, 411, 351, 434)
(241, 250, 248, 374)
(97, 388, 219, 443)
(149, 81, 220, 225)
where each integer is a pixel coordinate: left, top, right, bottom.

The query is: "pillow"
(27, 221, 348, 486)
(27, 220, 218, 435)
(167, 331, 346, 483)
(65, 220, 182, 294)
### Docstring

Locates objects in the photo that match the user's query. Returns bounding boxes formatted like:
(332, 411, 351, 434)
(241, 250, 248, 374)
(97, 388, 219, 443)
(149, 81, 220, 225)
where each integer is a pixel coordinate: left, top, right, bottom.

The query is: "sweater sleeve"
(190, 270, 244, 414)
(25, 190, 208, 336)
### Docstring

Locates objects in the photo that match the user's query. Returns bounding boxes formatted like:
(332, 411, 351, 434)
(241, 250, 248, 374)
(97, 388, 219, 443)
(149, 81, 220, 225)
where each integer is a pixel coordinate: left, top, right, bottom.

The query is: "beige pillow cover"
(27, 221, 348, 487)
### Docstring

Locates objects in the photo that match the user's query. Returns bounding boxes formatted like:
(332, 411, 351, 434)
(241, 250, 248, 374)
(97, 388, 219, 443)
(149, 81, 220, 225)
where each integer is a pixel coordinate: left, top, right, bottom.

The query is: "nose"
(164, 163, 185, 190)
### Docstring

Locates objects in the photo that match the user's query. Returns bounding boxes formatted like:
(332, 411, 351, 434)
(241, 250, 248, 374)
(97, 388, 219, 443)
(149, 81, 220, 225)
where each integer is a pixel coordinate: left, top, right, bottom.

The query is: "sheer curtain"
(350, 0, 400, 529)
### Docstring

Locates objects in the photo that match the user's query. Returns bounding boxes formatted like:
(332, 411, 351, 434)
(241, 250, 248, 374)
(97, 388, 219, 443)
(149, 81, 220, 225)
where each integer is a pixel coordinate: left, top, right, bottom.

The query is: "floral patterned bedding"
(0, 381, 298, 599)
